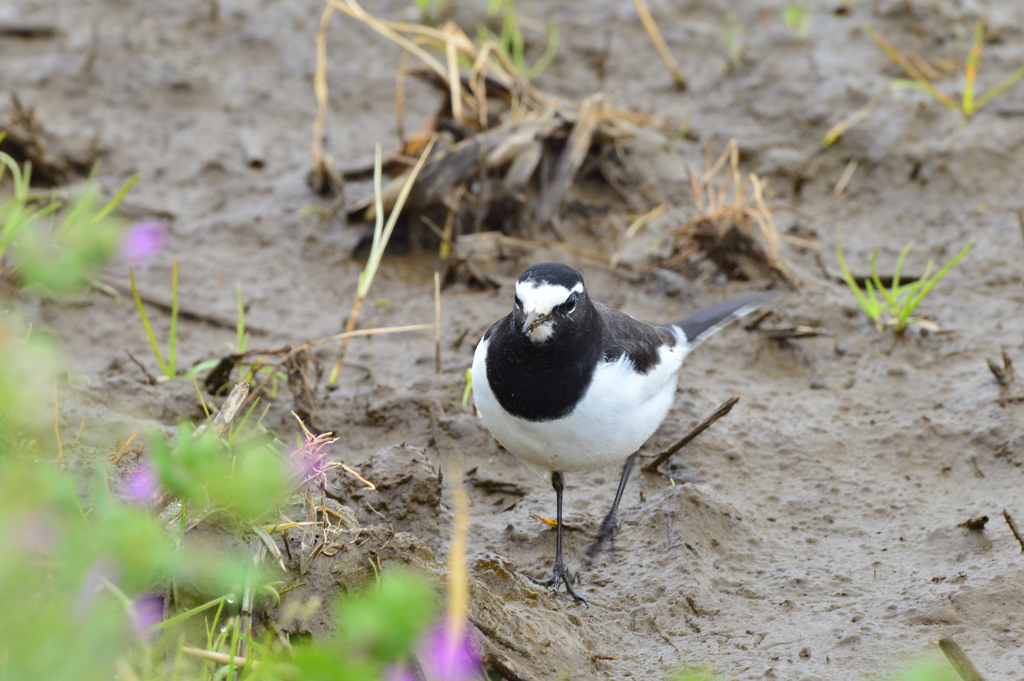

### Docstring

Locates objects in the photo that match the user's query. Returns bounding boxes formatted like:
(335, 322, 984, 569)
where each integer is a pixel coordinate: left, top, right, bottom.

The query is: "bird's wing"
(594, 303, 680, 376)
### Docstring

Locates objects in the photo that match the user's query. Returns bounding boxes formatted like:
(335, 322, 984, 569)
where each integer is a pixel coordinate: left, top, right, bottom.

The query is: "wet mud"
(5, 0, 1024, 678)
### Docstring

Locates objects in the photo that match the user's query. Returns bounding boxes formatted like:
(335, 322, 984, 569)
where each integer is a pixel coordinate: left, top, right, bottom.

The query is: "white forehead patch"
(515, 280, 583, 314)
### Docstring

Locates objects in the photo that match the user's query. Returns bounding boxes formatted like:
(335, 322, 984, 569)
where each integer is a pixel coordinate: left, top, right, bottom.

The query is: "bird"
(471, 262, 772, 603)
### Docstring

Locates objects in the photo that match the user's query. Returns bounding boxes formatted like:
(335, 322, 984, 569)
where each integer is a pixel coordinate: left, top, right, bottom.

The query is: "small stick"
(1004, 509, 1024, 552)
(109, 431, 140, 464)
(630, 0, 686, 89)
(341, 463, 375, 491)
(434, 271, 442, 374)
(938, 637, 985, 681)
(642, 397, 740, 473)
(988, 349, 1014, 389)
(536, 93, 606, 230)
(75, 415, 87, 441)
(833, 158, 859, 196)
(181, 646, 260, 670)
(238, 129, 265, 169)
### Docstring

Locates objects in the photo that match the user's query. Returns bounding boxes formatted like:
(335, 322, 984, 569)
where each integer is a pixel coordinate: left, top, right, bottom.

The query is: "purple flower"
(122, 221, 167, 266)
(131, 592, 165, 635)
(419, 621, 480, 681)
(74, 558, 119, 619)
(126, 463, 158, 504)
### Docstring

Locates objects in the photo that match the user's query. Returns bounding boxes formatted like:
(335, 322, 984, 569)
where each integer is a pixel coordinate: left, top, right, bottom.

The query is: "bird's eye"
(563, 294, 577, 313)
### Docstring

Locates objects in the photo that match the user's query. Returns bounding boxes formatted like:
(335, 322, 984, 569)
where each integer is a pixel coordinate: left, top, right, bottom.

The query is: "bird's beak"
(522, 311, 550, 335)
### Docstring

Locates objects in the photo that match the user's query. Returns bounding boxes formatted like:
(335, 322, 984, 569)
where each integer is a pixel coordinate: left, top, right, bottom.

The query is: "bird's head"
(511, 263, 590, 344)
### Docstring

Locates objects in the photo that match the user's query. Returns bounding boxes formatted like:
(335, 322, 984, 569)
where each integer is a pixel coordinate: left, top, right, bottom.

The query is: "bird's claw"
(529, 558, 587, 604)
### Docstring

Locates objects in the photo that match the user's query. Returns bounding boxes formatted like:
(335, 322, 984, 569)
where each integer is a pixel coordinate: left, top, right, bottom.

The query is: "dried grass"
(668, 139, 803, 288)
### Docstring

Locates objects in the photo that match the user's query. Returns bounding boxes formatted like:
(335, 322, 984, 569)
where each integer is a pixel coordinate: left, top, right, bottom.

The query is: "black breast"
(484, 310, 604, 422)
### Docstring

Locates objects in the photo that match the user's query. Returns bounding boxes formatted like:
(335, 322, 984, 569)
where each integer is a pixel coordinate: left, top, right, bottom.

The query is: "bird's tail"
(672, 292, 775, 348)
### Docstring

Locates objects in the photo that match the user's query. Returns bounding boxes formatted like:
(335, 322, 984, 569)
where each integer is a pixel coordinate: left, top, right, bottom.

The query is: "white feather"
(472, 331, 691, 478)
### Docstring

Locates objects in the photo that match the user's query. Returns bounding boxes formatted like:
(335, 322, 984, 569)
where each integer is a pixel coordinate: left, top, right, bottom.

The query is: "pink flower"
(122, 221, 167, 266)
(131, 592, 165, 635)
(419, 622, 480, 681)
(126, 463, 158, 504)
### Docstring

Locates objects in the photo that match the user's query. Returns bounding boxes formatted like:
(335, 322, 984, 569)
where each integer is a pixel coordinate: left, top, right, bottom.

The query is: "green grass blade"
(904, 241, 972, 320)
(963, 20, 984, 115)
(869, 246, 900, 311)
(88, 174, 142, 228)
(836, 239, 875, 318)
(184, 359, 221, 378)
(129, 267, 170, 377)
(228, 396, 261, 445)
(891, 242, 912, 295)
(526, 19, 559, 80)
(864, 279, 882, 325)
(975, 64, 1024, 111)
(146, 594, 232, 633)
(169, 258, 179, 377)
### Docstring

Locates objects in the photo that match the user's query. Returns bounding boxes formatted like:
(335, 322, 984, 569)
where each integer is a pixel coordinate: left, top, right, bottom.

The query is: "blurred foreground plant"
(0, 138, 138, 291)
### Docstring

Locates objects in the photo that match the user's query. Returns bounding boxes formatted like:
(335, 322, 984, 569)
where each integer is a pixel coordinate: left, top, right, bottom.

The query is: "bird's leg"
(529, 471, 586, 603)
(585, 452, 638, 563)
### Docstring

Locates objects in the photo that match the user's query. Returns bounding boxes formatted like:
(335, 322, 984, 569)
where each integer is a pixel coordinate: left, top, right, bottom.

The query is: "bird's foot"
(529, 557, 587, 604)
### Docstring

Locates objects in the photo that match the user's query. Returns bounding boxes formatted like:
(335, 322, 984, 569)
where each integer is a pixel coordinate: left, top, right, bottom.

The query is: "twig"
(434, 271, 442, 374)
(987, 349, 1014, 389)
(1004, 509, 1024, 552)
(181, 646, 260, 670)
(204, 381, 250, 440)
(125, 348, 157, 385)
(75, 415, 86, 441)
(536, 93, 606, 232)
(108, 431, 140, 464)
(341, 463, 376, 491)
(610, 204, 667, 269)
(833, 159, 859, 196)
(642, 397, 740, 473)
(938, 637, 985, 681)
(631, 0, 685, 89)
(822, 84, 891, 147)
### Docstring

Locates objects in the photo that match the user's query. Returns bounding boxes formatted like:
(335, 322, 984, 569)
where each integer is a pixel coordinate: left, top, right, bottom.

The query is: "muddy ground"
(4, 0, 1024, 678)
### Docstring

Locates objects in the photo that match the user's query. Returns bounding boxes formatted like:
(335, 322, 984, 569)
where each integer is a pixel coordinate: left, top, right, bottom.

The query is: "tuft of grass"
(670, 139, 802, 288)
(824, 20, 1024, 146)
(479, 0, 559, 81)
(129, 258, 179, 380)
(836, 238, 972, 334)
(1, 138, 138, 291)
(328, 138, 436, 383)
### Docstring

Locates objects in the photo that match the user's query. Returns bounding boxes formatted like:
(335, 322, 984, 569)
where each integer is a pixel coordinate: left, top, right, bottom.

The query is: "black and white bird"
(471, 262, 771, 602)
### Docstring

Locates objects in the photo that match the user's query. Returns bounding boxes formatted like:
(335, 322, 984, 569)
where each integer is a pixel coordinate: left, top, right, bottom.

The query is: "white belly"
(471, 336, 688, 478)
